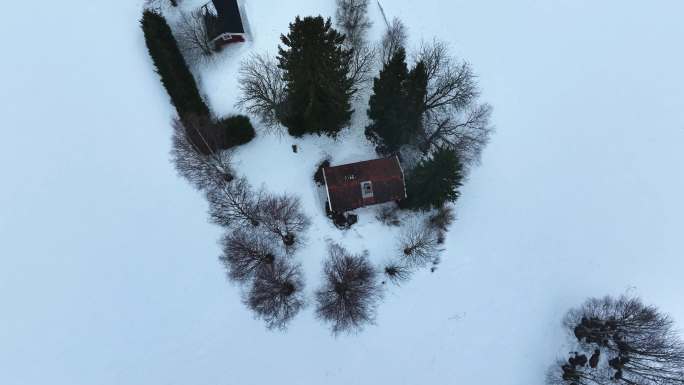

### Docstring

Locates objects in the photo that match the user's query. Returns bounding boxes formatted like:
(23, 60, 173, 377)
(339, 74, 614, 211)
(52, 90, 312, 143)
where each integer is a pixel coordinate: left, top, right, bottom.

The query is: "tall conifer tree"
(366, 48, 427, 154)
(402, 148, 464, 210)
(278, 16, 353, 137)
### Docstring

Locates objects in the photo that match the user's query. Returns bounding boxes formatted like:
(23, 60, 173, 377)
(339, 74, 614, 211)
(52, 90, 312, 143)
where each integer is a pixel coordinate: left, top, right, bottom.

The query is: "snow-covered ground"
(1, 1, 683, 384)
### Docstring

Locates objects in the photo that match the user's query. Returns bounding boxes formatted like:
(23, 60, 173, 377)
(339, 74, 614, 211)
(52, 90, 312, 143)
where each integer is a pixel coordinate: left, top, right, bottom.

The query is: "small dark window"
(361, 181, 373, 198)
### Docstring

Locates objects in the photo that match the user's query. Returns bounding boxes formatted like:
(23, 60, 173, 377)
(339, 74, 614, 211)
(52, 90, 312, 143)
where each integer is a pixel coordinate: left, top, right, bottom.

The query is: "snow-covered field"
(1, 1, 683, 384)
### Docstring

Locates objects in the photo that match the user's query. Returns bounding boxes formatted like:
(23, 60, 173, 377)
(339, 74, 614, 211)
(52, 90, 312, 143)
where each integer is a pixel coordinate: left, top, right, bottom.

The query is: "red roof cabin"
(323, 156, 408, 213)
(201, 0, 246, 50)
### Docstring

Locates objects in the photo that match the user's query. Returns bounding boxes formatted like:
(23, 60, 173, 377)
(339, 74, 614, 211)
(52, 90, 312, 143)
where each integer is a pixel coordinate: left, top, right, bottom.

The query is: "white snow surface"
(1, 0, 684, 384)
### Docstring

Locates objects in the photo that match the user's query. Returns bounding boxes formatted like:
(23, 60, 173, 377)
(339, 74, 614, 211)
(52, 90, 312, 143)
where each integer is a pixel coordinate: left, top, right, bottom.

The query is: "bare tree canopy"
(171, 117, 234, 192)
(415, 40, 494, 168)
(398, 219, 442, 268)
(381, 17, 407, 65)
(345, 43, 377, 100)
(206, 177, 263, 228)
(547, 295, 684, 385)
(382, 261, 411, 285)
(260, 194, 311, 251)
(246, 259, 306, 329)
(219, 229, 277, 283)
(418, 40, 477, 112)
(237, 53, 287, 132)
(422, 103, 493, 167)
(176, 9, 214, 63)
(335, 0, 372, 49)
(315, 244, 382, 334)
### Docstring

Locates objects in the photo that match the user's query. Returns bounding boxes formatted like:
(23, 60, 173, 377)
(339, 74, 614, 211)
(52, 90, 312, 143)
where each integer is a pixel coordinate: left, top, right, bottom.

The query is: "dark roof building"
(202, 0, 246, 47)
(323, 156, 407, 212)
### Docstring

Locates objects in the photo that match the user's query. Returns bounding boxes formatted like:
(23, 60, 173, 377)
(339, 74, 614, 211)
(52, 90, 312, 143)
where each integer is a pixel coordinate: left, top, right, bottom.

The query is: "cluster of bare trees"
(315, 244, 383, 334)
(171, 118, 310, 329)
(212, 181, 310, 328)
(547, 295, 684, 385)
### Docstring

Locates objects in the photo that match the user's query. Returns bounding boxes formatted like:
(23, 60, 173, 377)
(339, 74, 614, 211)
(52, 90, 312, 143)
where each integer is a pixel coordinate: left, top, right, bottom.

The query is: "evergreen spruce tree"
(404, 60, 428, 140)
(366, 48, 409, 153)
(366, 49, 427, 154)
(277, 16, 353, 137)
(402, 148, 464, 210)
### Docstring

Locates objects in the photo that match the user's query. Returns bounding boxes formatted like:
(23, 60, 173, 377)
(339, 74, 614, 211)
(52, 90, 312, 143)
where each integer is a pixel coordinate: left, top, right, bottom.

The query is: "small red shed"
(322, 156, 407, 213)
(202, 0, 246, 50)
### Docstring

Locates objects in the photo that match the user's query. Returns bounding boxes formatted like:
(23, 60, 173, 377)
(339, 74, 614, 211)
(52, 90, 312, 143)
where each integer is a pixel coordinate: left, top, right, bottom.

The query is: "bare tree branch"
(421, 103, 493, 167)
(417, 40, 478, 113)
(345, 44, 377, 99)
(206, 177, 263, 228)
(176, 9, 214, 64)
(219, 229, 276, 283)
(380, 17, 407, 65)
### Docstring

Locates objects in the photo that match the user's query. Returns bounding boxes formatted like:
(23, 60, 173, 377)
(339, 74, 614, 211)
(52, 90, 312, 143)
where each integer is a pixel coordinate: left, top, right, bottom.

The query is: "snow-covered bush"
(215, 115, 256, 149)
(315, 244, 382, 334)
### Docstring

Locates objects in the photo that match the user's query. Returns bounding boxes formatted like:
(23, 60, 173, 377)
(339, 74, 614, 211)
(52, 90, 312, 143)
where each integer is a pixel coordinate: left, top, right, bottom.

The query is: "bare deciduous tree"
(171, 117, 234, 192)
(547, 295, 684, 385)
(345, 44, 377, 99)
(422, 103, 493, 167)
(260, 194, 311, 251)
(335, 0, 372, 49)
(236, 53, 287, 133)
(398, 220, 442, 268)
(176, 9, 214, 63)
(415, 40, 494, 168)
(381, 17, 407, 65)
(206, 177, 263, 228)
(219, 229, 277, 283)
(418, 40, 477, 113)
(315, 244, 382, 334)
(246, 259, 306, 329)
